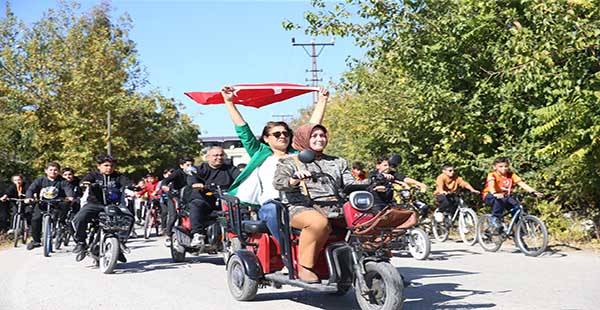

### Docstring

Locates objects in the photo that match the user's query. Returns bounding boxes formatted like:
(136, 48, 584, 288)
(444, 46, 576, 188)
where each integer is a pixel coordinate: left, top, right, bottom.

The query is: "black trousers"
(436, 194, 458, 214)
(189, 198, 212, 235)
(72, 203, 105, 243)
(165, 197, 178, 238)
(31, 202, 70, 243)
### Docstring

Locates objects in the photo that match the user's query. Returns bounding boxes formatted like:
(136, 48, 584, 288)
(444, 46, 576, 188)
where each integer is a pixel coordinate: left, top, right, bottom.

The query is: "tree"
(0, 1, 201, 180)
(286, 0, 600, 239)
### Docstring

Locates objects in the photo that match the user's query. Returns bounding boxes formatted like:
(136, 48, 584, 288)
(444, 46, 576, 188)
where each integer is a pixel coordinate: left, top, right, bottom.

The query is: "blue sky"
(5, 0, 364, 137)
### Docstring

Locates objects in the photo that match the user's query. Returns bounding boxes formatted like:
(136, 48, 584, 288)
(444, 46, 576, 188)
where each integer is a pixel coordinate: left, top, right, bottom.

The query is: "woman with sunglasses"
(221, 85, 329, 245)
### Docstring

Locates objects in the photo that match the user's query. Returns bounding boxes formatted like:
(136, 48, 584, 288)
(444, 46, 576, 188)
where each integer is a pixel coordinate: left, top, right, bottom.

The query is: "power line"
(292, 37, 335, 105)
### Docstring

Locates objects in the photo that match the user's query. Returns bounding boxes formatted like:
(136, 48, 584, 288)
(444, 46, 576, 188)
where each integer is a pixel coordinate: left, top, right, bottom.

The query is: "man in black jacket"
(72, 155, 132, 254)
(24, 162, 75, 250)
(188, 147, 240, 247)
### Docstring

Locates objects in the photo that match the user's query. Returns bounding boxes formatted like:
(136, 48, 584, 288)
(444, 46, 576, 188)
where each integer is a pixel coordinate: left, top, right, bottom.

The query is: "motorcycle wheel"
(408, 228, 430, 260)
(354, 261, 404, 310)
(99, 237, 120, 274)
(227, 254, 258, 301)
(170, 237, 186, 263)
(42, 215, 52, 257)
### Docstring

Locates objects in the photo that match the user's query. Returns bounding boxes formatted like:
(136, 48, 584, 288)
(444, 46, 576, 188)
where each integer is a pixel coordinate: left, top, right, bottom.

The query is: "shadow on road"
(253, 290, 359, 309)
(399, 266, 502, 309)
(114, 255, 225, 274)
(394, 248, 482, 261)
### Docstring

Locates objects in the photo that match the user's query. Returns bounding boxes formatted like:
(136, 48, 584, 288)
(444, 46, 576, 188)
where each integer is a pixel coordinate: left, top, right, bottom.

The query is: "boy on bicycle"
(483, 157, 543, 228)
(434, 164, 479, 215)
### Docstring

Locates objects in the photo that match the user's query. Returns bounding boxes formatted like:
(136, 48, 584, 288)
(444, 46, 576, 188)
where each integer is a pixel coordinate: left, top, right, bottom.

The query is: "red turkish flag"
(185, 83, 320, 108)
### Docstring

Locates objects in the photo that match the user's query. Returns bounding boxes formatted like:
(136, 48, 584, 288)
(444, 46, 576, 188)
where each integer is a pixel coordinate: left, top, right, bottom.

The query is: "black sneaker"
(118, 252, 127, 263)
(73, 242, 87, 254)
(26, 241, 41, 251)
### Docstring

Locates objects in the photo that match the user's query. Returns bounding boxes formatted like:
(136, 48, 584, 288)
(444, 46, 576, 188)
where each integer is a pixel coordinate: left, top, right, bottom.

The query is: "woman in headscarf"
(273, 124, 358, 283)
(222, 86, 329, 245)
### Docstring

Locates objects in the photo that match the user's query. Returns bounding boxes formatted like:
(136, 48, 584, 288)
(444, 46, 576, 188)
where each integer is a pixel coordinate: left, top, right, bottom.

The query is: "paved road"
(1, 230, 598, 310)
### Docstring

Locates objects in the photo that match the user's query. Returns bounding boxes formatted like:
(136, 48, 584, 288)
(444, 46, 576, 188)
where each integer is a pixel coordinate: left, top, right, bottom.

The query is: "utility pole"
(292, 37, 334, 105)
(107, 110, 112, 156)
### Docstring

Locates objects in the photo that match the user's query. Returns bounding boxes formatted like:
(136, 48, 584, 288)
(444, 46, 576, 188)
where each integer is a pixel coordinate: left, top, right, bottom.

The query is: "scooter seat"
(242, 220, 270, 234)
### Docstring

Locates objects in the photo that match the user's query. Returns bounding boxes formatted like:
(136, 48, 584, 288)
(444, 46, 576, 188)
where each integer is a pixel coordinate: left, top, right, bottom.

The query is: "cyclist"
(72, 155, 133, 256)
(482, 157, 543, 229)
(137, 173, 161, 229)
(369, 156, 429, 216)
(156, 168, 174, 236)
(0, 174, 28, 233)
(62, 167, 82, 215)
(24, 162, 75, 250)
(434, 164, 479, 216)
(160, 157, 195, 247)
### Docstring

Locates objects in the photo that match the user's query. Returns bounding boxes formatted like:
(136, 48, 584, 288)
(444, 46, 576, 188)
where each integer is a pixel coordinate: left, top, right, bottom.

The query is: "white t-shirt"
(257, 155, 281, 205)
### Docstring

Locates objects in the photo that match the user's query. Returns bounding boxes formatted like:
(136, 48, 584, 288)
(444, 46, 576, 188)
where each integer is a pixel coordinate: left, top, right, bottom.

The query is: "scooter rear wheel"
(227, 255, 258, 301)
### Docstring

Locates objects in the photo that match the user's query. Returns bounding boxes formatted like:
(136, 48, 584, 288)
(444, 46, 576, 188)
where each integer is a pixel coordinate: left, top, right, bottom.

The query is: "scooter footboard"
(326, 242, 354, 285)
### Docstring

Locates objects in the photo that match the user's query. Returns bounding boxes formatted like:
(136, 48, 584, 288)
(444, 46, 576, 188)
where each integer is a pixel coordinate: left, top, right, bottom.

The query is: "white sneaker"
(280, 266, 289, 274)
(190, 233, 205, 247)
(7, 229, 14, 235)
(434, 212, 445, 223)
(164, 238, 172, 247)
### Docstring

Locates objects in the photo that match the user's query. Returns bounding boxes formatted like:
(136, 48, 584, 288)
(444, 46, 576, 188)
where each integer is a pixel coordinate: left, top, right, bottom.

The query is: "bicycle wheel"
(515, 215, 548, 257)
(477, 214, 503, 252)
(432, 212, 450, 242)
(54, 223, 63, 250)
(408, 227, 430, 260)
(143, 208, 151, 239)
(13, 214, 22, 248)
(459, 208, 478, 246)
(42, 215, 53, 257)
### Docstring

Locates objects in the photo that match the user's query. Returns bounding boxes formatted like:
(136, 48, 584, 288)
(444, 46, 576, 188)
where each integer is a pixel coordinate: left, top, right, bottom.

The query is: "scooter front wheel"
(227, 254, 258, 301)
(355, 261, 404, 310)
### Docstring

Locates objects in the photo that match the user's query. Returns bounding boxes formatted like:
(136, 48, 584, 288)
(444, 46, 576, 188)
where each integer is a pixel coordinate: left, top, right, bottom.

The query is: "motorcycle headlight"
(349, 191, 374, 211)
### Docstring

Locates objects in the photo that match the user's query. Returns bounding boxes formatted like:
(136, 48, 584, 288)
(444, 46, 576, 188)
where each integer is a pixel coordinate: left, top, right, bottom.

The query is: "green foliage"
(288, 0, 600, 241)
(0, 1, 201, 181)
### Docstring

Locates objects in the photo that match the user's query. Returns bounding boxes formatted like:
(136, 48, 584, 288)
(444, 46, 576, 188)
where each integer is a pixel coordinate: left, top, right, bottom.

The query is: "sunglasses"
(269, 131, 290, 138)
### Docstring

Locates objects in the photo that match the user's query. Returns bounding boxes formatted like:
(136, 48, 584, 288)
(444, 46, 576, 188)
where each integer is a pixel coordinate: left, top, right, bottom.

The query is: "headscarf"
(292, 124, 328, 152)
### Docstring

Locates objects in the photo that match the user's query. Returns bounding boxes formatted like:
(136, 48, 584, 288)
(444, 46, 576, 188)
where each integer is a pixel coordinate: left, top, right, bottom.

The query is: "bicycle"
(476, 192, 548, 257)
(54, 207, 75, 250)
(431, 191, 478, 245)
(8, 198, 29, 247)
(143, 197, 162, 239)
(389, 185, 431, 260)
(37, 198, 65, 257)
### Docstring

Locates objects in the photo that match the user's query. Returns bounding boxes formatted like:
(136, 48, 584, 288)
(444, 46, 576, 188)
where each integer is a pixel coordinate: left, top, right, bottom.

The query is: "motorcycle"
(75, 183, 134, 274)
(225, 150, 413, 310)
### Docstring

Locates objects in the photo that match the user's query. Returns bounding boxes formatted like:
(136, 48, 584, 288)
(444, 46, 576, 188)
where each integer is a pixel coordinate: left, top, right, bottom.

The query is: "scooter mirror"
(389, 155, 401, 168)
(298, 150, 316, 164)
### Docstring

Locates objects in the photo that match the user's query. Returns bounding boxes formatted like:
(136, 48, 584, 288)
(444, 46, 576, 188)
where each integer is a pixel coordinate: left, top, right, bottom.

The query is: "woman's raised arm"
(221, 86, 246, 126)
(308, 87, 329, 124)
